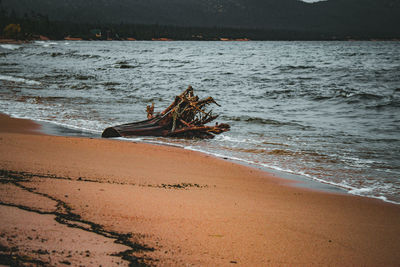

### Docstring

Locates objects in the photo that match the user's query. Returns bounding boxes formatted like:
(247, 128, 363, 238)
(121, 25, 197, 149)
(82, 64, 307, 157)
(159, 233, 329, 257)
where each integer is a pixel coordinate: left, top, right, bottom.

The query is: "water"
(1, 41, 399, 203)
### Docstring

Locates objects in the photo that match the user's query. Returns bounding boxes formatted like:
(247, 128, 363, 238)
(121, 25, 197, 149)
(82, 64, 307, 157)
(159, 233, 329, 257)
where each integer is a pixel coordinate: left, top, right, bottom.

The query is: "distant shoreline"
(0, 38, 31, 44)
(1, 37, 399, 43)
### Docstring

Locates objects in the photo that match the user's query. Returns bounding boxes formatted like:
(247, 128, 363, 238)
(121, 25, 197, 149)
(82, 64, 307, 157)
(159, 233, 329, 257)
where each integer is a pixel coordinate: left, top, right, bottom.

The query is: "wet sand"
(1, 113, 399, 266)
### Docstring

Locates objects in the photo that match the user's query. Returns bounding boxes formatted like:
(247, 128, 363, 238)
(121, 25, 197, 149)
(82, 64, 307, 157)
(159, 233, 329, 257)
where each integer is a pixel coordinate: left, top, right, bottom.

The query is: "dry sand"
(0, 113, 399, 266)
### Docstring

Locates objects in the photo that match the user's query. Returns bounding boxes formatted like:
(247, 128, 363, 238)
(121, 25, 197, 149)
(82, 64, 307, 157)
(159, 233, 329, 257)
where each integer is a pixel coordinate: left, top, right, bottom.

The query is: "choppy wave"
(338, 92, 385, 102)
(0, 44, 20, 50)
(372, 99, 400, 109)
(224, 115, 312, 130)
(227, 115, 286, 125)
(275, 65, 316, 72)
(35, 50, 103, 60)
(34, 41, 59, 47)
(264, 89, 296, 99)
(0, 74, 41, 85)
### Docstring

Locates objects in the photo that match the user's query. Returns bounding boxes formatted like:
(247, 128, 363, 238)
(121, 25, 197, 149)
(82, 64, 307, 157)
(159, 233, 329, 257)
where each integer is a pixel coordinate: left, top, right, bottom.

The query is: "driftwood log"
(102, 86, 230, 138)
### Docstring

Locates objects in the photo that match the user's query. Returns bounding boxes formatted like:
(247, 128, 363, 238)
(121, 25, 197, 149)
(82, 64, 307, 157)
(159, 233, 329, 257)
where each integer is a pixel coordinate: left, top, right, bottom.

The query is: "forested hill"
(1, 0, 400, 39)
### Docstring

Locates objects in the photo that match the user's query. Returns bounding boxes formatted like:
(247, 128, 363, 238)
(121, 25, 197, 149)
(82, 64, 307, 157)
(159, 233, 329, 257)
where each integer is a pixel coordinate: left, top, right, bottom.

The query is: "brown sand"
(0, 113, 399, 266)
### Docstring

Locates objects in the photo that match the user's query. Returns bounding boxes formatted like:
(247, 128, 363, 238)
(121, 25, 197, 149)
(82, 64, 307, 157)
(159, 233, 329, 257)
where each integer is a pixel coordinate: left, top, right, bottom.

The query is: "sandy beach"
(0, 113, 399, 266)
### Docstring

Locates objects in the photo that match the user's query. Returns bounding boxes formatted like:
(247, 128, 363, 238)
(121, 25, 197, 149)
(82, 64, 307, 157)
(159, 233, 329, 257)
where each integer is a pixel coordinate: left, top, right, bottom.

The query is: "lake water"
(1, 40, 399, 203)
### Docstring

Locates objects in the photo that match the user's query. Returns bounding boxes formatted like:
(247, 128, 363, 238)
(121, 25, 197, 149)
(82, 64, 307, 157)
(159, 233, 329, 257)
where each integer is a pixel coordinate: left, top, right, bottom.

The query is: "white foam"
(115, 137, 146, 142)
(215, 134, 248, 143)
(215, 134, 263, 145)
(33, 41, 57, 47)
(348, 187, 374, 194)
(0, 44, 20, 50)
(34, 41, 55, 45)
(0, 74, 41, 85)
(182, 145, 400, 205)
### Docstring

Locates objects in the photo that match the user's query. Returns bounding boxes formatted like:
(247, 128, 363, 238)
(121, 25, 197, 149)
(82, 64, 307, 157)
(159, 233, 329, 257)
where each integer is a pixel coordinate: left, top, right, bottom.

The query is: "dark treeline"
(0, 9, 326, 41)
(0, 4, 398, 41)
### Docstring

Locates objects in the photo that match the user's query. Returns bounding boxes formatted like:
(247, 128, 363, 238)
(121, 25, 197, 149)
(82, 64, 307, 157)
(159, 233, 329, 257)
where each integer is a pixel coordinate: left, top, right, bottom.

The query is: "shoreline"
(1, 113, 400, 266)
(36, 114, 346, 195)
(0, 113, 371, 199)
(7, 113, 349, 195)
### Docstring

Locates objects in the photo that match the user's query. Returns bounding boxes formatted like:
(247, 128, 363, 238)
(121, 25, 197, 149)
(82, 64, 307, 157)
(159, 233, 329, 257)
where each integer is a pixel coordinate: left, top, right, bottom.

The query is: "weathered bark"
(102, 86, 230, 138)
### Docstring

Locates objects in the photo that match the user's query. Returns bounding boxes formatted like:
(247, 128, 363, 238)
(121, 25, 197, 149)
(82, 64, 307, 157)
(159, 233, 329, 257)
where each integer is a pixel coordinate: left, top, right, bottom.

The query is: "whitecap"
(348, 187, 374, 194)
(0, 44, 20, 50)
(214, 134, 265, 145)
(0, 74, 41, 85)
(215, 134, 247, 143)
